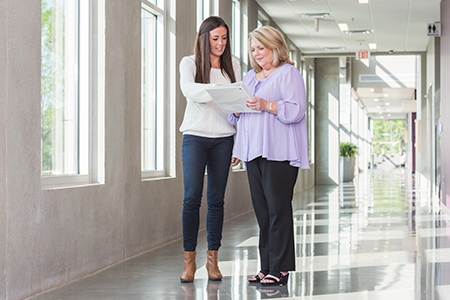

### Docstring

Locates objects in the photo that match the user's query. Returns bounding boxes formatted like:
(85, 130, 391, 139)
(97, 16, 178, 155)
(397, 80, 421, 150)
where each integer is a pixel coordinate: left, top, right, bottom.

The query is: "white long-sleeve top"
(179, 55, 241, 138)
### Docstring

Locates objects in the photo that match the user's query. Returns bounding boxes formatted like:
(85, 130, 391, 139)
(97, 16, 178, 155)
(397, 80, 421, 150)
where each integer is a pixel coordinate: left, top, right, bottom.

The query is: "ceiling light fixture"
(299, 13, 331, 18)
(374, 98, 379, 102)
(321, 47, 347, 51)
(369, 43, 377, 49)
(338, 23, 349, 31)
(385, 103, 390, 106)
(358, 0, 369, 3)
(344, 29, 374, 34)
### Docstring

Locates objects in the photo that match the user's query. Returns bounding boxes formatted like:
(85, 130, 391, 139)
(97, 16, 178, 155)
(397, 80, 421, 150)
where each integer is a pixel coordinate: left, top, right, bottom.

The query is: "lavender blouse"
(228, 63, 310, 169)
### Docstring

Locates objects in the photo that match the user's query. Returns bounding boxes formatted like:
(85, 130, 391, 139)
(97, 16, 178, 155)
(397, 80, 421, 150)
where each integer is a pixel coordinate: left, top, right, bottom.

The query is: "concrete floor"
(27, 168, 450, 299)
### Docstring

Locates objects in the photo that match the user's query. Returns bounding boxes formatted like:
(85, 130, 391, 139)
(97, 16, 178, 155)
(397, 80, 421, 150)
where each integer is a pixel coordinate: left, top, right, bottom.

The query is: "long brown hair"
(194, 16, 236, 84)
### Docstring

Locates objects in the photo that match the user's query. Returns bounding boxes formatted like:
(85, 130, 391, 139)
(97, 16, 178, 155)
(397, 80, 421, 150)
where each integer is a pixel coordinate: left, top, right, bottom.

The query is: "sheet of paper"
(206, 81, 260, 114)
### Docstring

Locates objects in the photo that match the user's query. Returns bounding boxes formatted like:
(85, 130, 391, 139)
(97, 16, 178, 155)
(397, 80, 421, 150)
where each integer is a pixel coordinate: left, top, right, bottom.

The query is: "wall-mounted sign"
(356, 51, 370, 60)
(427, 23, 441, 37)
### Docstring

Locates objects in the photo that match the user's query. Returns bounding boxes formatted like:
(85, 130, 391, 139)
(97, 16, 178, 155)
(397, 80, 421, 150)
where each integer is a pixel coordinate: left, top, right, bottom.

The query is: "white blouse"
(179, 55, 241, 138)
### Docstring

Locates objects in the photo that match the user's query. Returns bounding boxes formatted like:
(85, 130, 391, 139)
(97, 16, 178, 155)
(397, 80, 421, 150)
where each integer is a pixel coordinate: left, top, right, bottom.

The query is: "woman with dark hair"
(229, 26, 310, 286)
(179, 16, 241, 283)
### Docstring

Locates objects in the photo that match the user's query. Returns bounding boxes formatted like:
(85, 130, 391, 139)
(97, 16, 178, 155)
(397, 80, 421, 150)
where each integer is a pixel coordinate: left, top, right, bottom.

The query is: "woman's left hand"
(247, 97, 270, 112)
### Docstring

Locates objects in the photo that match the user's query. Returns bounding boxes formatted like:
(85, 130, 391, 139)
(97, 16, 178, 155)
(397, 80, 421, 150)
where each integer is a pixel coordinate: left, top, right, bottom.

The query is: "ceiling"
(254, 0, 441, 119)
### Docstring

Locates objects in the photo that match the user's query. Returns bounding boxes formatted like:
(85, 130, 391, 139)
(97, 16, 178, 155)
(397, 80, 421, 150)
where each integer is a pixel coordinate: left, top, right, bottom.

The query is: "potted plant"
(340, 142, 358, 182)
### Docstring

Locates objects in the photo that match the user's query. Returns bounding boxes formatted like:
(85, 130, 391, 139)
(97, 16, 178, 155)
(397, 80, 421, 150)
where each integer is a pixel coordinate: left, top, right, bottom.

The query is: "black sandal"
(248, 271, 268, 283)
(260, 273, 289, 286)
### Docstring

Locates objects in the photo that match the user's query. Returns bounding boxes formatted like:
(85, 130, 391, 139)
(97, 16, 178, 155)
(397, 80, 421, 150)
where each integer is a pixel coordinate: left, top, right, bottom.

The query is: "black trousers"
(246, 157, 298, 274)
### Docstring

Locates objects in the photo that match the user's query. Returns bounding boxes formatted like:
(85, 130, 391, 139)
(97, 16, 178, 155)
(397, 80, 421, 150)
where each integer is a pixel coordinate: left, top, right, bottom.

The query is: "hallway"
(28, 169, 450, 300)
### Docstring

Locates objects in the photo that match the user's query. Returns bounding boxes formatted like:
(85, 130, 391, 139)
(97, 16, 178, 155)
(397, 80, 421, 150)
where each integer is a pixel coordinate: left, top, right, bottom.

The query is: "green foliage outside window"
(373, 120, 406, 155)
(41, 1, 57, 173)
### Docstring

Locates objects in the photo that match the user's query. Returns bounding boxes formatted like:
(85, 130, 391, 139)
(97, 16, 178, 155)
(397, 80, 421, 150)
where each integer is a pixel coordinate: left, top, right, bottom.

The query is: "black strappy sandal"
(260, 273, 289, 286)
(248, 271, 268, 283)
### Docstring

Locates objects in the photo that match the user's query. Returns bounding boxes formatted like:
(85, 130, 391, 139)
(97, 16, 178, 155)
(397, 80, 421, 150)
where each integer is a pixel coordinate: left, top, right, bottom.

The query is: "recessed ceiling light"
(374, 98, 379, 102)
(379, 112, 382, 114)
(299, 13, 331, 18)
(344, 29, 373, 34)
(388, 114, 391, 116)
(358, 0, 369, 3)
(338, 23, 349, 31)
(377, 106, 381, 109)
(369, 43, 377, 49)
(384, 94, 389, 97)
(385, 103, 390, 105)
(321, 47, 347, 51)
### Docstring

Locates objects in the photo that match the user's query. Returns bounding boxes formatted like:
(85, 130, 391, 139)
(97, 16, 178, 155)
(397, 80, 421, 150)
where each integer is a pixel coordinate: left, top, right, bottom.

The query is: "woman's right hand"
(230, 157, 241, 168)
(233, 113, 241, 118)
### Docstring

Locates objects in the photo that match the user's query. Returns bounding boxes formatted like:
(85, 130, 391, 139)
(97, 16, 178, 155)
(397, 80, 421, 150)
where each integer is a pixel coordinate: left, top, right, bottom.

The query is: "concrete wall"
(1, 0, 250, 299)
(0, 0, 316, 299)
(315, 58, 340, 185)
(0, 0, 7, 297)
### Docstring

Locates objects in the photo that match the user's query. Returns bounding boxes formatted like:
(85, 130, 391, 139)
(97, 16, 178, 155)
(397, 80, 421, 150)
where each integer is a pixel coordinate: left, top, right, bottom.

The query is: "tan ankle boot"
(180, 251, 196, 283)
(205, 250, 222, 281)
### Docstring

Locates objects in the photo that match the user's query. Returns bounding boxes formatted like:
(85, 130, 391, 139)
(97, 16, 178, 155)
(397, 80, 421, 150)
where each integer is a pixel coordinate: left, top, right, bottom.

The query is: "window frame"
(41, 0, 103, 188)
(232, 0, 241, 59)
(308, 65, 315, 164)
(197, 0, 218, 30)
(141, 0, 175, 180)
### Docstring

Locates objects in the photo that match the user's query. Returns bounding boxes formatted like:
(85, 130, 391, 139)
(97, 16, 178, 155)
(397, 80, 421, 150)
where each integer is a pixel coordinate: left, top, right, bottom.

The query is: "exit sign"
(356, 51, 370, 60)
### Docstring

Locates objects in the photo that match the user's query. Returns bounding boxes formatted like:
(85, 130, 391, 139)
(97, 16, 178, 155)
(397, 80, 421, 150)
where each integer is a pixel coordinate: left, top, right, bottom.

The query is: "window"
(41, 0, 95, 185)
(197, 0, 218, 30)
(373, 120, 406, 154)
(257, 10, 269, 28)
(141, 0, 174, 178)
(289, 49, 297, 68)
(232, 0, 241, 59)
(257, 19, 263, 28)
(308, 66, 315, 163)
(147, 0, 164, 9)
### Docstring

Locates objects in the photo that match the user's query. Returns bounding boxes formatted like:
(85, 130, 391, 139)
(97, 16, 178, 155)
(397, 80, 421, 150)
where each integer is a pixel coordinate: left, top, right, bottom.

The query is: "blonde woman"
(229, 26, 310, 286)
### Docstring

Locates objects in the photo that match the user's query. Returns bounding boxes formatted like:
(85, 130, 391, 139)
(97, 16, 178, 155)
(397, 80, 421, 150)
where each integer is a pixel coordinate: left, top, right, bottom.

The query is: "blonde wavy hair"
(248, 26, 294, 72)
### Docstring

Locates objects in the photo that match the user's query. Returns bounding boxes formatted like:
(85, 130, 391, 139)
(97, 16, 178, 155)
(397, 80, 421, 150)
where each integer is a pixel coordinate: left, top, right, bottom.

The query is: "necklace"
(262, 68, 274, 78)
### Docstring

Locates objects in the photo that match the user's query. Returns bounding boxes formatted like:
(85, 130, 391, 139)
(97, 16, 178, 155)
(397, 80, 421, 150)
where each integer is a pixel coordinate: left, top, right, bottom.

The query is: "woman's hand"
(247, 97, 270, 112)
(233, 113, 241, 118)
(230, 157, 241, 168)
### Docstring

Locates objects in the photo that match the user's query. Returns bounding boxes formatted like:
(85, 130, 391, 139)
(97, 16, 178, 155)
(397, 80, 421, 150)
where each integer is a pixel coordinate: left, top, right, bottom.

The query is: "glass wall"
(373, 119, 406, 154)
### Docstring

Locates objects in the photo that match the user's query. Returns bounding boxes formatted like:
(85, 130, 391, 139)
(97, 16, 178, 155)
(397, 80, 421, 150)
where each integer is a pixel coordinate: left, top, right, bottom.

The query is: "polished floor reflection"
(29, 169, 450, 300)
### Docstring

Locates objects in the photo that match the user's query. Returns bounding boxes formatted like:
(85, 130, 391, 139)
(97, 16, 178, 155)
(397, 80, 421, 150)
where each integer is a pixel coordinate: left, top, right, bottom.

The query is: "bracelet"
(267, 101, 273, 112)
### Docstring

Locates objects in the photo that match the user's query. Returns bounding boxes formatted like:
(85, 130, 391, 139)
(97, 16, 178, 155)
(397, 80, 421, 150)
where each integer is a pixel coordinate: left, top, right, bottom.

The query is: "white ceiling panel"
(255, 0, 439, 119)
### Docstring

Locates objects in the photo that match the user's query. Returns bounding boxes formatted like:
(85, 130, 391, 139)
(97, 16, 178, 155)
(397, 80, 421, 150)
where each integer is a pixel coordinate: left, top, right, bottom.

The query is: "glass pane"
(147, 0, 164, 9)
(373, 120, 406, 154)
(141, 8, 164, 172)
(232, 0, 240, 58)
(41, 0, 80, 176)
